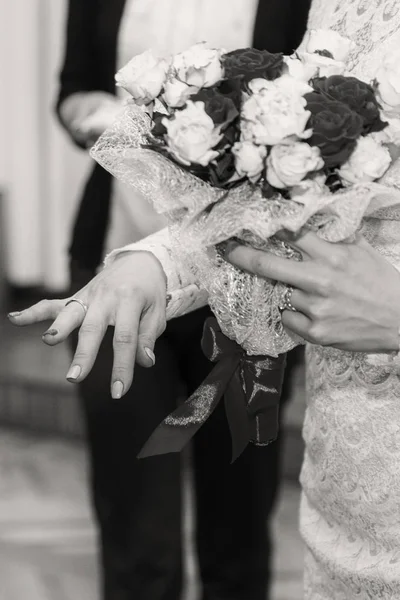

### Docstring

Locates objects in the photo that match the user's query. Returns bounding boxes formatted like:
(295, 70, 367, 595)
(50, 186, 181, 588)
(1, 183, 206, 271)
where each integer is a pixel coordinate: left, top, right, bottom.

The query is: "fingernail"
(66, 365, 81, 382)
(8, 312, 22, 319)
(112, 381, 124, 399)
(144, 347, 156, 366)
(43, 329, 58, 338)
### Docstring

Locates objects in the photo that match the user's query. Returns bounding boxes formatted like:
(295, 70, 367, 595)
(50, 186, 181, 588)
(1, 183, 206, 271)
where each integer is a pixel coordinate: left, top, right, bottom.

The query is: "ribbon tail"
(246, 353, 287, 446)
(138, 357, 238, 459)
(224, 369, 251, 463)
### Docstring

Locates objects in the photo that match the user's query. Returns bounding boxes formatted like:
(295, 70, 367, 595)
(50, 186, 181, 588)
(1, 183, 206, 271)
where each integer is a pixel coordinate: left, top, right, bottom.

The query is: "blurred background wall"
(0, 0, 90, 292)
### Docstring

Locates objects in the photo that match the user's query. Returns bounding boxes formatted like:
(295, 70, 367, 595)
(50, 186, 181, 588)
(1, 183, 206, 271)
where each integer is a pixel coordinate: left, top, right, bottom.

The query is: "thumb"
(135, 305, 166, 368)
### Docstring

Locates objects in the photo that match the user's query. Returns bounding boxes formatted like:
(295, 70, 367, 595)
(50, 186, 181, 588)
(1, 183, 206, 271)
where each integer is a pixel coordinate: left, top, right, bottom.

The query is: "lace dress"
(298, 1, 400, 598)
(106, 1, 400, 596)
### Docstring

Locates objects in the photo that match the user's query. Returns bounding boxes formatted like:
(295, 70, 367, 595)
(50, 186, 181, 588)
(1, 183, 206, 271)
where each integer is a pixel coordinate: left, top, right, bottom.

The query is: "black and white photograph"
(0, 0, 400, 599)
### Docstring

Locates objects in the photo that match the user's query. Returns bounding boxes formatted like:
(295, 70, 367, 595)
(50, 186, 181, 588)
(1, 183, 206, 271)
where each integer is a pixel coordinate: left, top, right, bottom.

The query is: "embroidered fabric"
(297, 1, 400, 597)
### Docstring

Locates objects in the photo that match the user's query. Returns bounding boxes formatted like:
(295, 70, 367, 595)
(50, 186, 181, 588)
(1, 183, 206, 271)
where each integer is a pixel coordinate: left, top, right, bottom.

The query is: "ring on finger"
(65, 297, 89, 316)
(279, 286, 298, 313)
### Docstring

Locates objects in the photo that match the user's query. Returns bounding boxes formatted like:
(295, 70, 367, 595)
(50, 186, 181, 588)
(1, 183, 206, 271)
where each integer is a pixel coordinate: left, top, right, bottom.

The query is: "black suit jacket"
(58, 0, 311, 269)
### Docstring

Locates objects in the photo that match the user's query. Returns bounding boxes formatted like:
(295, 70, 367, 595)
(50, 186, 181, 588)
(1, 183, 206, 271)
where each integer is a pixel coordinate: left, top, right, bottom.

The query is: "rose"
(173, 43, 224, 88)
(297, 51, 346, 79)
(249, 74, 312, 97)
(115, 50, 170, 105)
(232, 141, 267, 182)
(266, 142, 324, 188)
(305, 92, 363, 167)
(190, 88, 239, 125)
(306, 29, 354, 62)
(312, 76, 387, 135)
(163, 79, 197, 108)
(372, 116, 400, 145)
(241, 80, 311, 146)
(338, 135, 391, 185)
(283, 55, 317, 83)
(375, 48, 400, 112)
(222, 48, 284, 84)
(162, 101, 222, 166)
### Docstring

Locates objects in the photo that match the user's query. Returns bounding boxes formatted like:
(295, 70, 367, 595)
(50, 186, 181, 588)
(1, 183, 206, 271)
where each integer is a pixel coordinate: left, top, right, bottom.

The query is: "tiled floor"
(0, 428, 303, 600)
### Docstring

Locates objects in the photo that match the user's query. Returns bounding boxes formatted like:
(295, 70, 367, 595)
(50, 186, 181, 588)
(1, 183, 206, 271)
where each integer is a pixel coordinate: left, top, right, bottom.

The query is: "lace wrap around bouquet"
(92, 31, 400, 460)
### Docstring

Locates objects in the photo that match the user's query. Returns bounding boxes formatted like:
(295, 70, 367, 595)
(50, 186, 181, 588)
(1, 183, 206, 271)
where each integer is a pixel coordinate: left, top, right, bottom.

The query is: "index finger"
(8, 299, 66, 326)
(225, 242, 320, 292)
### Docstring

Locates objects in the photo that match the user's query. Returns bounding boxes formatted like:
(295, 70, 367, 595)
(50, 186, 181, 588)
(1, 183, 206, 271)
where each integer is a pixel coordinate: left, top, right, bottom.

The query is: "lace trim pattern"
(301, 1, 400, 597)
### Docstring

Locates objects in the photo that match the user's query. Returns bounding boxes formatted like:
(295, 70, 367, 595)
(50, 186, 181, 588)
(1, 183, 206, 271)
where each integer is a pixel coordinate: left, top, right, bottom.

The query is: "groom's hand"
(225, 230, 400, 353)
(8, 252, 167, 399)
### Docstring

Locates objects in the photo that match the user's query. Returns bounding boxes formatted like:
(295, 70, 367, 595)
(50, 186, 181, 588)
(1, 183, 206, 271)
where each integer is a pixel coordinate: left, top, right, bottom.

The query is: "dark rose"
(191, 88, 239, 125)
(222, 48, 284, 83)
(305, 92, 364, 168)
(312, 75, 387, 134)
(209, 151, 238, 187)
(217, 80, 243, 110)
(151, 112, 167, 137)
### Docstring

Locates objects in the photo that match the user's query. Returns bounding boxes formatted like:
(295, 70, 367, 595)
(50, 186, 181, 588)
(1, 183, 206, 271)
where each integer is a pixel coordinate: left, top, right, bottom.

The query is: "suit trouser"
(70, 262, 291, 600)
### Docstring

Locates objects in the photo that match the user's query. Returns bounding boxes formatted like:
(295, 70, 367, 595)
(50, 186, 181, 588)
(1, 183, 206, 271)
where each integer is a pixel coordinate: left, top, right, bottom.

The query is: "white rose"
(163, 101, 222, 166)
(249, 74, 312, 97)
(375, 48, 400, 112)
(163, 78, 197, 108)
(283, 56, 316, 83)
(306, 29, 354, 62)
(173, 43, 224, 88)
(297, 51, 346, 79)
(115, 50, 170, 105)
(267, 142, 324, 189)
(241, 81, 311, 146)
(232, 141, 267, 182)
(338, 136, 392, 185)
(372, 117, 400, 145)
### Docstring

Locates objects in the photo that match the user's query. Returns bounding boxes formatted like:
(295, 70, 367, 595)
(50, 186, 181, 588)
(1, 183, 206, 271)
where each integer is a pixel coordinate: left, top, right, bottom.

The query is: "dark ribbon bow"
(138, 317, 287, 462)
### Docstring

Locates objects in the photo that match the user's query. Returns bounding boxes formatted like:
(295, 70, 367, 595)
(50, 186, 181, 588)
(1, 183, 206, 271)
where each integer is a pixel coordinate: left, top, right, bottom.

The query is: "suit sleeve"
(253, 0, 311, 54)
(55, 0, 102, 142)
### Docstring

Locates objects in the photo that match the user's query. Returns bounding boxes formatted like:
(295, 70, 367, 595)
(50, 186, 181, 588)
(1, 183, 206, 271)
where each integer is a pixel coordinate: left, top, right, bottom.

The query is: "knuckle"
(327, 247, 348, 270)
(315, 273, 333, 297)
(73, 351, 89, 364)
(112, 365, 133, 379)
(36, 299, 50, 311)
(114, 330, 135, 345)
(79, 321, 101, 337)
(307, 322, 327, 345)
(119, 283, 145, 304)
(308, 299, 326, 320)
(93, 278, 108, 295)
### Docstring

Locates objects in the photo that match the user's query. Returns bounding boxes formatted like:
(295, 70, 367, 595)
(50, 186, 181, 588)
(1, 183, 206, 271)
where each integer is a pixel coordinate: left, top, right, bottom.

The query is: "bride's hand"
(7, 252, 167, 398)
(225, 231, 400, 353)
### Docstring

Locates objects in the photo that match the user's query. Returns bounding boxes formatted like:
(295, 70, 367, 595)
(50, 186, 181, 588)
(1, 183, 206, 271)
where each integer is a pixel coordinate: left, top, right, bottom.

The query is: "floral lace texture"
(299, 1, 400, 597)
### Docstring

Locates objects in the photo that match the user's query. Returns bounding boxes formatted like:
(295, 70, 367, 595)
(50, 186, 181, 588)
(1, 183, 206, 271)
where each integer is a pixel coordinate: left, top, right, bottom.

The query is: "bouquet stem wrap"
(138, 317, 287, 462)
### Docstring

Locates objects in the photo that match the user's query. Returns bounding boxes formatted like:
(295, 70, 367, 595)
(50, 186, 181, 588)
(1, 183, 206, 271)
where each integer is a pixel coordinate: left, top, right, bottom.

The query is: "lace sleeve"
(104, 227, 209, 320)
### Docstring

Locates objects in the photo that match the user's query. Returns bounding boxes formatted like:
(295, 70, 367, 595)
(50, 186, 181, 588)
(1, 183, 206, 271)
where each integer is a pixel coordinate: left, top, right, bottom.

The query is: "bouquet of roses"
(92, 30, 400, 460)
